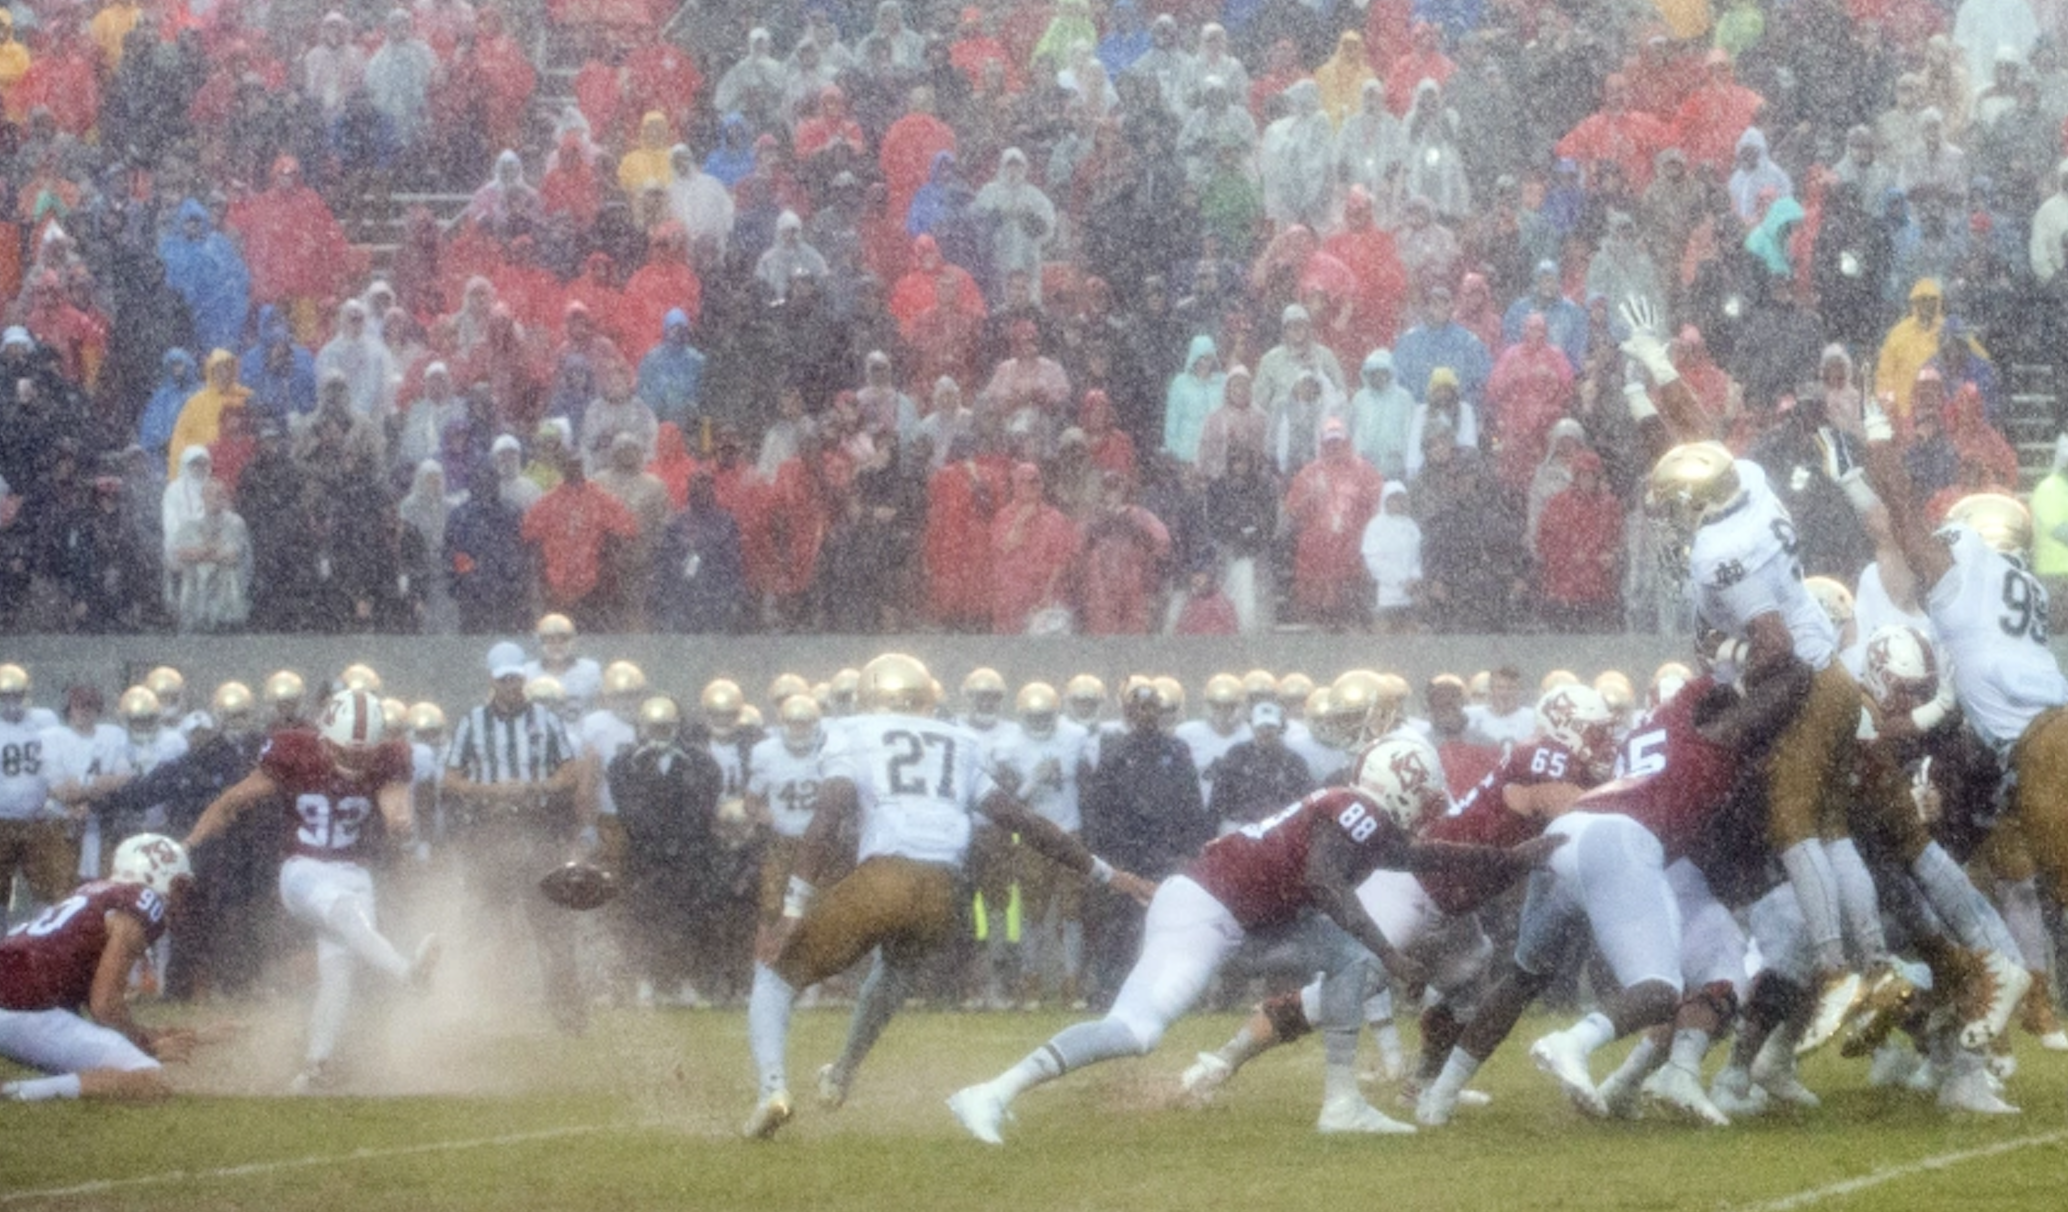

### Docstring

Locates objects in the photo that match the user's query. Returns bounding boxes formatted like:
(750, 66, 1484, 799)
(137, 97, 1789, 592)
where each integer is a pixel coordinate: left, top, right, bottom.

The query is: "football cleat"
(1179, 1052, 1233, 1104)
(287, 1061, 336, 1096)
(1595, 1054, 1654, 1121)
(2018, 969, 2067, 1047)
(1797, 971, 1863, 1056)
(1937, 1062, 2019, 1115)
(946, 1083, 1009, 1145)
(407, 934, 442, 993)
(1708, 1064, 1770, 1117)
(1529, 1029, 1607, 1118)
(1640, 1063, 1730, 1127)
(1960, 951, 2033, 1049)
(1750, 1035, 1820, 1109)
(743, 1089, 794, 1139)
(1316, 1094, 1415, 1135)
(816, 1063, 849, 1111)
(1840, 961, 1919, 1058)
(1413, 1083, 1458, 1127)
(1868, 1041, 1926, 1089)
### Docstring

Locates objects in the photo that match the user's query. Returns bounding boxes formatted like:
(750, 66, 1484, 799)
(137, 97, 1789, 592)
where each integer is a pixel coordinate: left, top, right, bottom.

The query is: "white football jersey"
(706, 737, 748, 800)
(522, 657, 602, 711)
(992, 721, 1087, 833)
(1924, 526, 2068, 749)
(577, 710, 636, 818)
(747, 734, 826, 838)
(1281, 719, 1345, 783)
(961, 718, 1026, 769)
(820, 712, 997, 868)
(1850, 560, 1935, 674)
(1173, 718, 1250, 804)
(1686, 461, 1836, 670)
(0, 717, 58, 819)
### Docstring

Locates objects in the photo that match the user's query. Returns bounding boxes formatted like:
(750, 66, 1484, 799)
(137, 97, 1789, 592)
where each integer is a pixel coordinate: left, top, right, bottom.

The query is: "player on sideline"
(1177, 685, 1620, 1105)
(0, 834, 199, 1100)
(949, 736, 1563, 1143)
(744, 653, 1154, 1140)
(185, 688, 439, 1093)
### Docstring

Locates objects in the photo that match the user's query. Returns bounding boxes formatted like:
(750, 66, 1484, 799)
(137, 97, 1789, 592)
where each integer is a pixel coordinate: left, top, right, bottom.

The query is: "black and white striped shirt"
(446, 702, 571, 785)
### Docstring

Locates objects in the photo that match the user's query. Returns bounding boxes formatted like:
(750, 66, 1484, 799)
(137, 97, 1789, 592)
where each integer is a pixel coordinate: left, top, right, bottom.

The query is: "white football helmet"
(1862, 625, 1939, 712)
(1350, 736, 1447, 829)
(110, 833, 192, 897)
(317, 688, 387, 759)
(1536, 684, 1617, 779)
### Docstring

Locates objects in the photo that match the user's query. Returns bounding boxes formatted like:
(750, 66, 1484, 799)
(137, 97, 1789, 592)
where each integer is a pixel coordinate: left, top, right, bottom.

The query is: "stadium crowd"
(1, 0, 2067, 637)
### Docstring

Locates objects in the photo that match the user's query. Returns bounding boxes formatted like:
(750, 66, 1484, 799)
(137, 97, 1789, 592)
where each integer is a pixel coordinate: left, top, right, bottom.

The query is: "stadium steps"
(2008, 363, 2060, 489)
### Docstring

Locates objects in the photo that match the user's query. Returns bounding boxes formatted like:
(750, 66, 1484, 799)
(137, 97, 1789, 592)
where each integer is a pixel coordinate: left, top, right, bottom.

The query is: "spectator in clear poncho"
(169, 479, 251, 633)
(970, 148, 1055, 303)
(315, 299, 398, 423)
(1261, 81, 1336, 231)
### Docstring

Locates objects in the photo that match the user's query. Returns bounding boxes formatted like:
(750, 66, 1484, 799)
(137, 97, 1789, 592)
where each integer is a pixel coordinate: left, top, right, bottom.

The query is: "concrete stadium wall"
(0, 632, 1720, 713)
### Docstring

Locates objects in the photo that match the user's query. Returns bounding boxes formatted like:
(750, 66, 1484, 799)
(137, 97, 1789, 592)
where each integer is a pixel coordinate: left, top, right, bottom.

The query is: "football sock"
(2, 1074, 82, 1101)
(998, 1016, 1142, 1101)
(1363, 985, 1393, 1025)
(1424, 1048, 1481, 1105)
(831, 955, 910, 1081)
(322, 895, 411, 980)
(1602, 1033, 1662, 1092)
(1912, 844, 2016, 955)
(307, 938, 354, 1065)
(1568, 1011, 1616, 1056)
(1209, 1018, 1275, 1072)
(1826, 839, 1889, 965)
(1780, 840, 1846, 972)
(1668, 1028, 1712, 1072)
(1996, 878, 2053, 970)
(747, 964, 796, 1095)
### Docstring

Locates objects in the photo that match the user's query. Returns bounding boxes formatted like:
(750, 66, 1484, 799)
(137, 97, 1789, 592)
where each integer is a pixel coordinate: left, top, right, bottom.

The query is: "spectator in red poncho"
(950, 6, 1021, 92)
(540, 132, 603, 230)
(489, 236, 564, 334)
(1321, 187, 1410, 359)
(1385, 21, 1453, 115)
(467, 8, 538, 153)
(1670, 49, 1765, 172)
(1079, 390, 1136, 480)
(14, 21, 98, 136)
(620, 223, 702, 341)
(1534, 449, 1622, 632)
(794, 85, 867, 161)
(923, 433, 1009, 630)
(521, 453, 641, 629)
(1283, 419, 1384, 628)
(1554, 75, 1674, 192)
(19, 269, 98, 384)
(989, 461, 1079, 633)
(763, 433, 847, 628)
(572, 46, 628, 145)
(625, 40, 703, 131)
(880, 86, 957, 232)
(555, 302, 624, 382)
(1486, 312, 1576, 492)
(190, 38, 288, 131)
(1075, 469, 1170, 634)
(889, 234, 985, 336)
(1921, 382, 2020, 519)
(907, 274, 986, 390)
(1672, 325, 1733, 434)
(562, 254, 628, 354)
(225, 156, 366, 344)
(647, 421, 701, 508)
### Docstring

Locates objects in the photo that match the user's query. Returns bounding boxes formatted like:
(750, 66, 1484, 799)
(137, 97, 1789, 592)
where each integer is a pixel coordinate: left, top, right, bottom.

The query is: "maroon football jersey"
(1189, 787, 1412, 930)
(260, 729, 412, 864)
(1574, 675, 1737, 861)
(0, 880, 168, 1011)
(1417, 739, 1579, 916)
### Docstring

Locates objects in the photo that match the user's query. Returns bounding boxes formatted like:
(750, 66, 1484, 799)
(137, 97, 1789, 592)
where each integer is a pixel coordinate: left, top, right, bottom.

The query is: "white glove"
(1617, 296, 1678, 386)
(1622, 359, 1659, 421)
(1861, 395, 1893, 444)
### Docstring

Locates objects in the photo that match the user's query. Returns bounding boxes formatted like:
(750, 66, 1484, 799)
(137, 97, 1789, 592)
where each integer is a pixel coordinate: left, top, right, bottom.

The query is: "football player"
(1181, 686, 1618, 1108)
(989, 682, 1092, 1008)
(950, 736, 1559, 1142)
(610, 697, 723, 1011)
(1174, 673, 1251, 814)
(745, 654, 1152, 1140)
(0, 834, 197, 1101)
(745, 694, 831, 973)
(958, 668, 1025, 1010)
(1415, 662, 1809, 1126)
(185, 689, 438, 1093)
(1624, 297, 1873, 1030)
(698, 678, 751, 801)
(1, 667, 79, 918)
(524, 613, 601, 710)
(576, 661, 647, 865)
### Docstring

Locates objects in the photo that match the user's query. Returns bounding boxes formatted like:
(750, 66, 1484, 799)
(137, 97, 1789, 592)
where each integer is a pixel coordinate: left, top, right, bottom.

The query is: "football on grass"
(539, 861, 619, 910)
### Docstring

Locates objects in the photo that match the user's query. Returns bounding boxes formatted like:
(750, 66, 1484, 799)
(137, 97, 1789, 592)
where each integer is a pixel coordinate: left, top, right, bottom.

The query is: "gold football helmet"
(1371, 673, 1412, 736)
(1944, 493, 2031, 556)
(536, 612, 577, 641)
(144, 666, 185, 706)
(1304, 687, 1342, 746)
(602, 661, 647, 698)
(1275, 673, 1315, 715)
(118, 686, 161, 730)
(380, 697, 408, 733)
(1539, 669, 1582, 692)
(962, 667, 1008, 725)
(778, 693, 822, 753)
(408, 701, 447, 736)
(829, 667, 862, 714)
(768, 672, 811, 708)
(1467, 670, 1491, 704)
(861, 653, 935, 715)
(1151, 676, 1185, 720)
(0, 663, 29, 696)
(636, 695, 681, 742)
(339, 663, 382, 694)
(1429, 673, 1467, 693)
(1063, 674, 1105, 723)
(524, 676, 565, 706)
(701, 678, 745, 736)
(211, 681, 255, 720)
(1205, 673, 1245, 706)
(1650, 661, 1696, 711)
(738, 704, 764, 731)
(264, 669, 305, 708)
(811, 681, 833, 712)
(1241, 669, 1278, 705)
(1330, 670, 1383, 721)
(1592, 671, 1636, 719)
(1017, 681, 1060, 717)
(1802, 576, 1855, 630)
(1648, 441, 1744, 534)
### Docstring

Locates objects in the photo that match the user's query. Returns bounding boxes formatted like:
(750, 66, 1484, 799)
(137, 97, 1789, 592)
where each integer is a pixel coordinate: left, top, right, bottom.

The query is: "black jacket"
(1082, 727, 1209, 877)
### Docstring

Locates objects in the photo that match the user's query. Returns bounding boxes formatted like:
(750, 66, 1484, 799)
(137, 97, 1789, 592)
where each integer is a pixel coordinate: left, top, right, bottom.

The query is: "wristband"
(1623, 381, 1659, 422)
(1837, 470, 1880, 516)
(1089, 857, 1115, 885)
(1862, 399, 1894, 443)
(782, 874, 816, 919)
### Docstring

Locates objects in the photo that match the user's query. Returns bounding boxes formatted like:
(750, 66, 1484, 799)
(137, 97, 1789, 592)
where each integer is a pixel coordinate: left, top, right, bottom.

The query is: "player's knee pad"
(1685, 980, 1739, 1026)
(1262, 991, 1314, 1044)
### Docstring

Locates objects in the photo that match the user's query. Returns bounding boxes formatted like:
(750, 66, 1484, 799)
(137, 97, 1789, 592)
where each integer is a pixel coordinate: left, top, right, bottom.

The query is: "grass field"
(4, 999, 2067, 1211)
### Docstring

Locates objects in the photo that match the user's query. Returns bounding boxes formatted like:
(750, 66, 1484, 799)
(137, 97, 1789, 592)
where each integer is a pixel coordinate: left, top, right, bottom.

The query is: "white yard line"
(1732, 1129, 2068, 1212)
(1, 1122, 625, 1205)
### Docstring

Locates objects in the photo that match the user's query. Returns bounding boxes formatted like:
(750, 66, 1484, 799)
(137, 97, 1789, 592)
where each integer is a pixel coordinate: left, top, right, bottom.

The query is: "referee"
(444, 642, 588, 1034)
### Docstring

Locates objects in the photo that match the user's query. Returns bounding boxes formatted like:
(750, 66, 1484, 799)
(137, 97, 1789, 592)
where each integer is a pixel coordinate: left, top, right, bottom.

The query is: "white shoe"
(1414, 1082, 1458, 1127)
(1179, 1052, 1233, 1104)
(634, 980, 656, 1008)
(1641, 1062, 1730, 1127)
(1750, 1037, 1820, 1109)
(1456, 1089, 1492, 1107)
(677, 981, 709, 1010)
(1596, 1064, 1649, 1121)
(1905, 1057, 1942, 1095)
(1937, 1064, 2019, 1114)
(742, 1089, 794, 1139)
(1708, 1064, 1769, 1118)
(1317, 1094, 1416, 1135)
(1798, 971, 1862, 1056)
(816, 1063, 849, 1110)
(1529, 1029, 1607, 1118)
(286, 1061, 334, 1096)
(1986, 1048, 2017, 1080)
(2039, 1029, 2068, 1052)
(947, 1084, 1009, 1145)
(1867, 1041, 1924, 1089)
(1962, 953, 2033, 1049)
(407, 934, 441, 993)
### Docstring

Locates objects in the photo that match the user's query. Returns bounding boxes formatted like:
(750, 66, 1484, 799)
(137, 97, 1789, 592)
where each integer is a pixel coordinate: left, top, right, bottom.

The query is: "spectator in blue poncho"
(239, 305, 317, 422)
(157, 199, 250, 356)
(138, 348, 199, 466)
(906, 150, 984, 280)
(703, 113, 756, 188)
(1096, 0, 1151, 77)
(636, 309, 707, 431)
